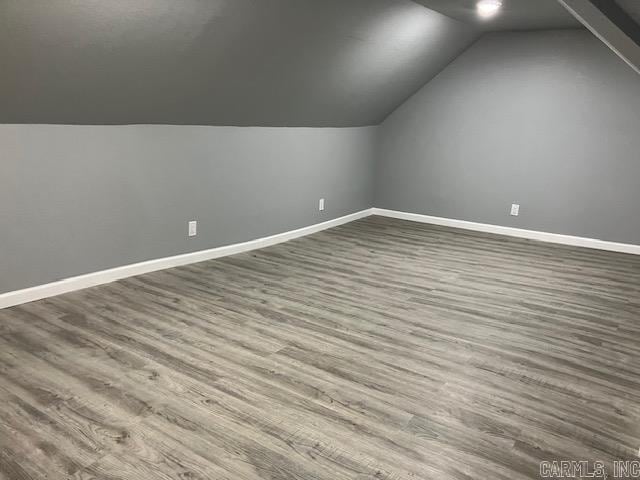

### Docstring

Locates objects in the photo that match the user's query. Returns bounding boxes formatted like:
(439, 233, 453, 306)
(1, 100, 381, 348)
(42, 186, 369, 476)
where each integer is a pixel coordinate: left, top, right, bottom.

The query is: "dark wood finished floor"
(1, 216, 640, 480)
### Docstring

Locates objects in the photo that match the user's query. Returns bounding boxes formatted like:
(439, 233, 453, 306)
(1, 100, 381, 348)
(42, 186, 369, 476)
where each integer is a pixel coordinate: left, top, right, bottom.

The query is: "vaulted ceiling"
(0, 0, 479, 126)
(0, 0, 628, 127)
(617, 0, 640, 25)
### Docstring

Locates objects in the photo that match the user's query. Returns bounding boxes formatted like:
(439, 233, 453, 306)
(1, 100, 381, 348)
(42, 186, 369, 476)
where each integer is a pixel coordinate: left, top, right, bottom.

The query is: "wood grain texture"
(1, 215, 639, 479)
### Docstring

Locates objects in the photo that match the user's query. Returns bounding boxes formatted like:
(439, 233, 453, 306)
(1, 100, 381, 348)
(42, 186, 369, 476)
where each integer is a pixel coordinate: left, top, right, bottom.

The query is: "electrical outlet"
(510, 204, 520, 216)
(319, 198, 325, 211)
(188, 221, 197, 237)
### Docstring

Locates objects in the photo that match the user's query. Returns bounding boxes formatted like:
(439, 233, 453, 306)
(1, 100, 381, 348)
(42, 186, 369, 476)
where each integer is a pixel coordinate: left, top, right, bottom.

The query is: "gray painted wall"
(0, 125, 376, 294)
(4, 29, 640, 296)
(375, 29, 640, 245)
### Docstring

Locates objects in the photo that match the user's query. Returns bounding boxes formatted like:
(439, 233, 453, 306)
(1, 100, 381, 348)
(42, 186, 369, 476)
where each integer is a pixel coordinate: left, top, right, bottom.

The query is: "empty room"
(1, 0, 640, 479)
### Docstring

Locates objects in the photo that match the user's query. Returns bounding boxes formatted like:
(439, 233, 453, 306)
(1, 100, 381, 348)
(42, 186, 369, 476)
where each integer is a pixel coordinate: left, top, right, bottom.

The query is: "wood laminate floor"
(1, 216, 640, 480)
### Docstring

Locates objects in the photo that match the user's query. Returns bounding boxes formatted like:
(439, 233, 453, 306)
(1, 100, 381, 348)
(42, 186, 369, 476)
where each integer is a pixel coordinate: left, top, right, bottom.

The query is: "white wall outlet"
(510, 204, 520, 216)
(188, 220, 197, 237)
(319, 198, 325, 211)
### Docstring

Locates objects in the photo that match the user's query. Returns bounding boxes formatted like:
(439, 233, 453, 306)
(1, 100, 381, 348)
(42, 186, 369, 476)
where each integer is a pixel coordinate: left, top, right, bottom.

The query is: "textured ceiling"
(412, 0, 582, 30)
(0, 0, 478, 126)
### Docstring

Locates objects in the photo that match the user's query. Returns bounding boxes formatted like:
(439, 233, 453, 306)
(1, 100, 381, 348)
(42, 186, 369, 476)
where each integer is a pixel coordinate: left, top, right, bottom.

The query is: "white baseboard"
(3, 206, 637, 310)
(373, 208, 640, 256)
(0, 209, 373, 310)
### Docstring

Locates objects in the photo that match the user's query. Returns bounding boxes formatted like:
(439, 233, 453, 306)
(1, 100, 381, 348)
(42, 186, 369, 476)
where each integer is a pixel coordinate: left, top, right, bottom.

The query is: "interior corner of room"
(1, 1, 640, 476)
(3, 22, 640, 302)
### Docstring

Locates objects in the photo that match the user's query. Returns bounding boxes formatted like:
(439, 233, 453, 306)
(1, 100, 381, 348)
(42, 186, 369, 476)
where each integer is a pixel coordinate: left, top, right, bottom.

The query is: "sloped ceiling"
(0, 0, 479, 126)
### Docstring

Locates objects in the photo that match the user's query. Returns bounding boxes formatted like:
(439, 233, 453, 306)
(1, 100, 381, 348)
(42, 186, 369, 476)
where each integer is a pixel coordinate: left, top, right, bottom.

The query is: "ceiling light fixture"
(477, 0, 502, 18)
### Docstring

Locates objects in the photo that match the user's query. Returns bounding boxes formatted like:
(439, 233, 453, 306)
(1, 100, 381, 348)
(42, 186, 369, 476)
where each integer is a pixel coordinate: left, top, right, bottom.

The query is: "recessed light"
(477, 0, 502, 18)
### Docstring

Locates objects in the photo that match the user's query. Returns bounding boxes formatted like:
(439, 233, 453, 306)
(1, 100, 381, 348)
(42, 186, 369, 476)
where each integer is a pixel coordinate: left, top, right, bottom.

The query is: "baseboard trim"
(4, 207, 638, 310)
(372, 208, 640, 256)
(0, 209, 374, 310)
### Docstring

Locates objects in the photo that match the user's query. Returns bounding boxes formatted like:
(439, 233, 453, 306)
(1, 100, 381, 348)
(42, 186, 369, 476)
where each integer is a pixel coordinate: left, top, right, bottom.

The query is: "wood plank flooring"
(1, 215, 640, 480)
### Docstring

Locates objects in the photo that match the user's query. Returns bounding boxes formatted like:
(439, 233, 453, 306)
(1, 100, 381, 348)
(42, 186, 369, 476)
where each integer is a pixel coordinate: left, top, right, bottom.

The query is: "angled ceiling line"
(590, 0, 640, 44)
(558, 0, 640, 75)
